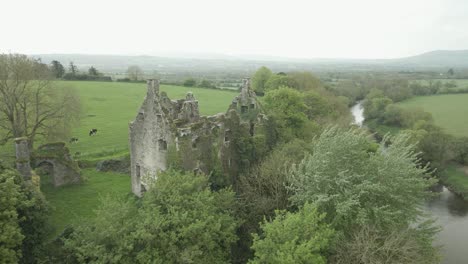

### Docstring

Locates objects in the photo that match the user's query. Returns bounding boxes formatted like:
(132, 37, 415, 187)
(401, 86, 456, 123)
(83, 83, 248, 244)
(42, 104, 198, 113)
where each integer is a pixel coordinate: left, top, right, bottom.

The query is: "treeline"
(329, 74, 468, 105)
(50, 60, 112, 81)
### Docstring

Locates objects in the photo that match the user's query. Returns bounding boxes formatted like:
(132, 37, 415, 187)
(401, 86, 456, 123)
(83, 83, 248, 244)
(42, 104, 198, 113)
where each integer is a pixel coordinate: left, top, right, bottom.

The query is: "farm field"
(41, 169, 131, 237)
(414, 78, 468, 88)
(397, 93, 468, 137)
(0, 81, 238, 160)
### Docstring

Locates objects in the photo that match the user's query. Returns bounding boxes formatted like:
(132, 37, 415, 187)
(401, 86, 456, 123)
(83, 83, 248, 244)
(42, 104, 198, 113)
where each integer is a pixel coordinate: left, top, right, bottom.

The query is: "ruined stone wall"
(15, 137, 32, 180)
(130, 78, 265, 196)
(129, 80, 172, 196)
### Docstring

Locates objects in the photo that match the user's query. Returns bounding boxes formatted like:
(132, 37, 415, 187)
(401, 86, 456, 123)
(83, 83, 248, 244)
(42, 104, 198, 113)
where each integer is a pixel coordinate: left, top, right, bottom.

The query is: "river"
(351, 102, 468, 264)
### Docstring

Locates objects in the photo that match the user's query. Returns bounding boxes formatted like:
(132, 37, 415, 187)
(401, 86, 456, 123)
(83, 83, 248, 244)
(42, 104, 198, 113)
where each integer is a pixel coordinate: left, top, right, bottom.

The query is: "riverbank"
(440, 165, 468, 200)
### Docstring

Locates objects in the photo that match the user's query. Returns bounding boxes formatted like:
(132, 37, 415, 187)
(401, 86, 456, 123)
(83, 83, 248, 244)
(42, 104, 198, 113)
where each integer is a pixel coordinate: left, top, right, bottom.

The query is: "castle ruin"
(129, 79, 265, 196)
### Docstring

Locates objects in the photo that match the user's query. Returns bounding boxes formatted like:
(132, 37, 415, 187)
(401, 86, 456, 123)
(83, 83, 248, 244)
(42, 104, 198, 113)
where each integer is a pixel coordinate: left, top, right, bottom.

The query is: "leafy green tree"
(251, 66, 272, 95)
(88, 66, 99, 76)
(50, 60, 65, 78)
(65, 171, 239, 263)
(183, 78, 197, 87)
(0, 166, 51, 264)
(249, 203, 334, 264)
(448, 68, 455, 76)
(263, 87, 311, 141)
(0, 169, 24, 263)
(287, 128, 439, 262)
(68, 62, 78, 76)
(363, 96, 392, 121)
(199, 79, 216, 88)
(289, 127, 436, 229)
(264, 74, 297, 92)
(289, 71, 322, 92)
(126, 65, 143, 81)
(332, 223, 440, 264)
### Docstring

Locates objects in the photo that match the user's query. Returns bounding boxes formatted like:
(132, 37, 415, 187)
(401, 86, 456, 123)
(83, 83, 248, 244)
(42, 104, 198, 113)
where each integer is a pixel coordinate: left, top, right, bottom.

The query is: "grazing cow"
(69, 137, 79, 143)
(89, 128, 98, 136)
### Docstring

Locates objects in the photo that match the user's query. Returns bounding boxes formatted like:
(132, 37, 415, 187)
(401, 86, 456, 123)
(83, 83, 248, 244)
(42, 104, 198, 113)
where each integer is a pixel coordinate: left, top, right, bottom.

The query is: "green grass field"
(63, 81, 237, 158)
(398, 94, 468, 137)
(42, 169, 131, 237)
(0, 81, 237, 160)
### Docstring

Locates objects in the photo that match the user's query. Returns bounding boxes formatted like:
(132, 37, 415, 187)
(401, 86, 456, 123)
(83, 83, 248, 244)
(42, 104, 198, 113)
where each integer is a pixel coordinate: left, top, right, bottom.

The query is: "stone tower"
(15, 137, 32, 180)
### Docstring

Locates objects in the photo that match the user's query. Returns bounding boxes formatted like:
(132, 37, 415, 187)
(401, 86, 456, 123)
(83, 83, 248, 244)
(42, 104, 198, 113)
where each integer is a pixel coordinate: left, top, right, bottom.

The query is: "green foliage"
(441, 165, 468, 200)
(331, 223, 440, 264)
(183, 77, 197, 87)
(288, 71, 322, 92)
(50, 60, 65, 78)
(263, 87, 309, 141)
(0, 167, 51, 264)
(249, 203, 334, 264)
(265, 74, 297, 92)
(0, 169, 24, 263)
(88, 66, 99, 76)
(363, 96, 393, 121)
(289, 127, 436, 230)
(64, 171, 239, 263)
(251, 66, 272, 95)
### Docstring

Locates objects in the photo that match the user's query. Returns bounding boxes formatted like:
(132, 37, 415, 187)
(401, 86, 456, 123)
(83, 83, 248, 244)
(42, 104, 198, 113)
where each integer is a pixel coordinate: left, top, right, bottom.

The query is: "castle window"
(224, 130, 231, 142)
(250, 123, 255, 136)
(192, 137, 198, 149)
(241, 105, 248, 113)
(250, 103, 255, 109)
(137, 112, 144, 121)
(158, 139, 167, 151)
(136, 164, 141, 178)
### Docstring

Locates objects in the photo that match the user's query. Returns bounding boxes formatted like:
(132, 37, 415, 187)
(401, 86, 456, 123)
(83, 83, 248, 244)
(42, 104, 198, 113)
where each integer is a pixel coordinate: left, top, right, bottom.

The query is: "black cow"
(89, 128, 98, 136)
(69, 137, 79, 143)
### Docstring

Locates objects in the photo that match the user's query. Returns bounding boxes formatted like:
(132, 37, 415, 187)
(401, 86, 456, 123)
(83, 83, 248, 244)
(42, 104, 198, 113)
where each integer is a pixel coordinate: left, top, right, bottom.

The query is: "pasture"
(41, 169, 131, 237)
(0, 81, 238, 160)
(397, 94, 468, 137)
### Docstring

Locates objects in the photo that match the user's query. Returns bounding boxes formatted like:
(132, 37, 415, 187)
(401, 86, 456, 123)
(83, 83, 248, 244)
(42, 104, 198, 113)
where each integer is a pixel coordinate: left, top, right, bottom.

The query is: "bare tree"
(126, 65, 143, 81)
(0, 54, 81, 150)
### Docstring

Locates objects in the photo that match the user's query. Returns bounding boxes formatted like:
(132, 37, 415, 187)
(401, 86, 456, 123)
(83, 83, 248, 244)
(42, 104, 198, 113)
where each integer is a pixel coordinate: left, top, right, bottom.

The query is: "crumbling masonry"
(129, 79, 265, 196)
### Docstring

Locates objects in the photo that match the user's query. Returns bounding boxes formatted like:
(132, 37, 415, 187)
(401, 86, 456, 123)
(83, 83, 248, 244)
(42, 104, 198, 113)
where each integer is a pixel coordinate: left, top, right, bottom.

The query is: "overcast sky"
(2, 0, 467, 59)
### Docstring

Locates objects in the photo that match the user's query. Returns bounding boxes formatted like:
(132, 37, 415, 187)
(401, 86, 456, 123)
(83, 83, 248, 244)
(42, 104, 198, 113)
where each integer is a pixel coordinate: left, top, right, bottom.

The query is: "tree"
(0, 168, 24, 263)
(264, 74, 298, 92)
(448, 68, 455, 76)
(183, 77, 197, 87)
(88, 66, 99, 76)
(287, 128, 439, 262)
(0, 165, 51, 264)
(0, 54, 81, 149)
(50, 60, 65, 78)
(68, 62, 78, 76)
(249, 203, 334, 264)
(251, 66, 272, 95)
(263, 87, 313, 141)
(331, 223, 440, 264)
(289, 71, 322, 92)
(64, 170, 239, 263)
(289, 128, 436, 229)
(126, 65, 143, 81)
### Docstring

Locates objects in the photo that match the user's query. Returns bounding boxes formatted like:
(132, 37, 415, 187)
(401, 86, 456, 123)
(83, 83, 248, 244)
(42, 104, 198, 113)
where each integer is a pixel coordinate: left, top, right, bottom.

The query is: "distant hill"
(388, 50, 468, 68)
(32, 50, 468, 74)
